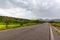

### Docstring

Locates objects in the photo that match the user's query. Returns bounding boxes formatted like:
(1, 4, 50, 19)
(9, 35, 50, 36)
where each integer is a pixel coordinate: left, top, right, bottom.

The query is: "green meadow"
(0, 22, 41, 30)
(0, 22, 20, 30)
(0, 16, 44, 30)
(49, 20, 60, 27)
(51, 23, 60, 27)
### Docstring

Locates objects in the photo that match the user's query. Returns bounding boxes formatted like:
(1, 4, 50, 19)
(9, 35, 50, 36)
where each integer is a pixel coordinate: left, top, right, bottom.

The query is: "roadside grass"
(23, 23, 37, 26)
(0, 22, 42, 30)
(0, 25, 6, 30)
(7, 24, 20, 29)
(0, 24, 20, 30)
(51, 22, 60, 35)
(0, 23, 20, 30)
(0, 16, 45, 30)
(55, 30, 60, 35)
(51, 23, 60, 27)
(23, 22, 42, 27)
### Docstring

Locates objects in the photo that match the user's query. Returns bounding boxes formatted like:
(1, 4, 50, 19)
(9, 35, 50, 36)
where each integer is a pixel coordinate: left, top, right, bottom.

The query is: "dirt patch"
(55, 27, 60, 31)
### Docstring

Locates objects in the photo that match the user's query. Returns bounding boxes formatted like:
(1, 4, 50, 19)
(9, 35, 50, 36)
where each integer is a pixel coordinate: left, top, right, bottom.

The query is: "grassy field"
(0, 25, 6, 30)
(51, 22, 60, 30)
(0, 16, 44, 30)
(0, 23, 20, 30)
(0, 22, 41, 30)
(51, 23, 60, 27)
(51, 22, 60, 34)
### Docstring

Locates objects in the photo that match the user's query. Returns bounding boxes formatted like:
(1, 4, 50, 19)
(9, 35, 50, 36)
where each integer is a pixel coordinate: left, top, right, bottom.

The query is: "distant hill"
(54, 19, 60, 22)
(0, 16, 30, 23)
(38, 19, 60, 22)
(50, 19, 60, 22)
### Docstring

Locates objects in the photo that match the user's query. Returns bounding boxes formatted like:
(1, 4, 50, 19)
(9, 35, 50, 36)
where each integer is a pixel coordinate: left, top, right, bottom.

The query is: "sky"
(0, 0, 60, 19)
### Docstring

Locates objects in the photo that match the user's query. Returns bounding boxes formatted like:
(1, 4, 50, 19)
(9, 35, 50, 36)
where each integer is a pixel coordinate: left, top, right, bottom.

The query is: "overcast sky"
(0, 0, 60, 19)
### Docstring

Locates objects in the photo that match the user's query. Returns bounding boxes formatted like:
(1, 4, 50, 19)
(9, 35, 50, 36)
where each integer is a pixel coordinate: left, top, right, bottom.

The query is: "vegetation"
(51, 23, 60, 27)
(49, 20, 60, 27)
(49, 20, 60, 34)
(0, 16, 44, 30)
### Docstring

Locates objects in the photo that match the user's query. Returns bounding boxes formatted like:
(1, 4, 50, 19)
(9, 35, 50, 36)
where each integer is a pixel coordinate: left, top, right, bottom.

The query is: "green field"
(0, 16, 44, 30)
(0, 22, 42, 30)
(0, 23, 20, 30)
(51, 23, 60, 27)
(50, 22, 60, 34)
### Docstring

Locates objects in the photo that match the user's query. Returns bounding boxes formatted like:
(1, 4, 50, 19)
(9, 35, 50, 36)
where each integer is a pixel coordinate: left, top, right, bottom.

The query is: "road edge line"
(50, 26, 55, 40)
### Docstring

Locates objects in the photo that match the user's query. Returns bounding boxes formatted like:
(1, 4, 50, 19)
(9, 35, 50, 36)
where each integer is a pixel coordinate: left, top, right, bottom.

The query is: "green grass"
(51, 23, 60, 27)
(7, 24, 20, 29)
(0, 22, 5, 25)
(0, 16, 44, 30)
(51, 23, 60, 35)
(0, 23, 20, 30)
(0, 24, 20, 30)
(0, 22, 42, 30)
(0, 25, 6, 30)
(55, 30, 60, 35)
(23, 23, 39, 26)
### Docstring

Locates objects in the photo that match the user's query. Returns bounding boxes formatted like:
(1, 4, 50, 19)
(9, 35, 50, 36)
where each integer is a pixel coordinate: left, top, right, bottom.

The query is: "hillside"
(0, 16, 44, 24)
(0, 16, 44, 30)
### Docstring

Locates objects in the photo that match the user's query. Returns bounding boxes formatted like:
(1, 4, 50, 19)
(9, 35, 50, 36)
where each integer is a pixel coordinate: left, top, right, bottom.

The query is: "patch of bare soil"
(55, 27, 60, 31)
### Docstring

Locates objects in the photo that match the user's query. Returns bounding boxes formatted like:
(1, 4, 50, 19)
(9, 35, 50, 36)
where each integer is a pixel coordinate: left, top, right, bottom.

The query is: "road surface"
(0, 23, 60, 40)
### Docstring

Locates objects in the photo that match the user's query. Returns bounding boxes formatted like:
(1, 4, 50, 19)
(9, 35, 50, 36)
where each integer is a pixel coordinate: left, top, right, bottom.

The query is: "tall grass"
(0, 22, 42, 30)
(0, 25, 6, 30)
(51, 23, 60, 27)
(0, 22, 20, 30)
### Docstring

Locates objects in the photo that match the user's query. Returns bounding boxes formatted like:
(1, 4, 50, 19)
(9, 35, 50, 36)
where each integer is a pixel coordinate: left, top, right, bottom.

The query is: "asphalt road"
(0, 23, 60, 40)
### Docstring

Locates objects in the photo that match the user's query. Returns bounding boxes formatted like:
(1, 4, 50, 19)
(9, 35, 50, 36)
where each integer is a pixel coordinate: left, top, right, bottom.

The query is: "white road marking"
(50, 26, 55, 40)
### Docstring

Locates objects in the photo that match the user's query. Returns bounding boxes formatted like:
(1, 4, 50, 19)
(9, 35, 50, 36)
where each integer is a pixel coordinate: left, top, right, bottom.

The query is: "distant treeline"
(48, 20, 60, 23)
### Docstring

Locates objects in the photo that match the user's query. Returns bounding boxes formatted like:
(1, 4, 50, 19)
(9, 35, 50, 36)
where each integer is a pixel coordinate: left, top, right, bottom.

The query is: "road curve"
(0, 23, 52, 40)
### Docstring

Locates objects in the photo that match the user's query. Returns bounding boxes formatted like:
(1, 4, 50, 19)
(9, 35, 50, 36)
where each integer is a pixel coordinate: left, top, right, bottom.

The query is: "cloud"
(0, 8, 38, 19)
(0, 0, 60, 19)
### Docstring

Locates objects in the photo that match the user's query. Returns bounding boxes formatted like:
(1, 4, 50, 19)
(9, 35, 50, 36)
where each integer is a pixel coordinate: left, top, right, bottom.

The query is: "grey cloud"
(0, 0, 60, 19)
